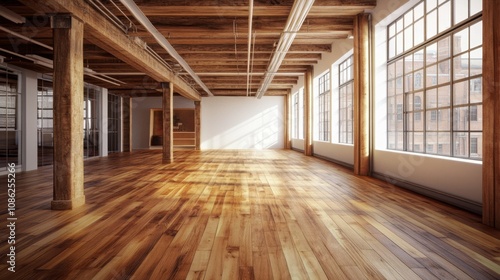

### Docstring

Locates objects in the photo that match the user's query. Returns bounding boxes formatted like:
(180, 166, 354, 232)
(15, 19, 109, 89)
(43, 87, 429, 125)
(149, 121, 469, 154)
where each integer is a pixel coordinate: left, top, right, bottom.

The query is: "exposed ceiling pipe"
(185, 72, 304, 76)
(118, 0, 214, 97)
(0, 6, 25, 24)
(246, 0, 254, 96)
(23, 54, 126, 86)
(0, 26, 53, 51)
(256, 0, 315, 99)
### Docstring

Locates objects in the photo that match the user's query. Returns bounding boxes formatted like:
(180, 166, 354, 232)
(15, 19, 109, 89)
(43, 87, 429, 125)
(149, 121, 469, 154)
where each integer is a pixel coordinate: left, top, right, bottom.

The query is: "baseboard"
(313, 153, 354, 170)
(372, 172, 482, 215)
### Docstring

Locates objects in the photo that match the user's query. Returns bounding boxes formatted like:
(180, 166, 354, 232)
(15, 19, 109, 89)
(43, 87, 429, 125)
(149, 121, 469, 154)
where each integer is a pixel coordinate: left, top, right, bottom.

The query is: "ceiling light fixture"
(255, 0, 315, 99)
(118, 0, 214, 97)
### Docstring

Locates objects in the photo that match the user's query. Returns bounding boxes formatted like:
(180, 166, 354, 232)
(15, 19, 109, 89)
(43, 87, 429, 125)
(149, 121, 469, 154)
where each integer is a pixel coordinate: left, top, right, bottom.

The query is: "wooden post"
(284, 93, 291, 149)
(304, 66, 313, 156)
(195, 100, 201, 150)
(51, 14, 85, 210)
(353, 13, 372, 176)
(482, 0, 500, 229)
(122, 97, 132, 152)
(162, 82, 174, 163)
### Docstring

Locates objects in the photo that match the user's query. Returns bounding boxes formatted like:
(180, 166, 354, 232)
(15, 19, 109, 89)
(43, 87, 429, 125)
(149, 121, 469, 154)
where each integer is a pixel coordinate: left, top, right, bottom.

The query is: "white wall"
(314, 141, 354, 167)
(131, 96, 194, 150)
(201, 96, 284, 149)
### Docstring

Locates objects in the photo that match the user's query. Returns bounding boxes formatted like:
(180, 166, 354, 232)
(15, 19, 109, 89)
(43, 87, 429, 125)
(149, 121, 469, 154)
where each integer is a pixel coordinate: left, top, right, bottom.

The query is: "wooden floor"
(0, 150, 499, 279)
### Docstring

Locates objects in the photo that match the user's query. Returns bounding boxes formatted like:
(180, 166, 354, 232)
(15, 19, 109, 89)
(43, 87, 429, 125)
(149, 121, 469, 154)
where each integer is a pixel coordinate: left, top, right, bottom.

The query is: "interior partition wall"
(0, 66, 21, 170)
(108, 93, 121, 153)
(37, 80, 102, 166)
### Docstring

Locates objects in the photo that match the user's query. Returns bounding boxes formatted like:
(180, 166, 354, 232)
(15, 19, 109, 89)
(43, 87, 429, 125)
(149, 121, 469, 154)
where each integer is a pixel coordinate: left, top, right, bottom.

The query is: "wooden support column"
(304, 66, 313, 156)
(195, 101, 201, 150)
(353, 13, 372, 176)
(162, 82, 174, 163)
(51, 14, 85, 210)
(284, 94, 291, 149)
(482, 0, 500, 229)
(122, 97, 132, 152)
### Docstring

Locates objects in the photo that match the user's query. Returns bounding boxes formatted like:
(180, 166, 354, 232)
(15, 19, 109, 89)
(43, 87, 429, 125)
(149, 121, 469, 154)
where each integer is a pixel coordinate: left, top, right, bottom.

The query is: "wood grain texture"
(353, 13, 371, 176)
(304, 66, 314, 156)
(482, 0, 500, 229)
(51, 14, 85, 210)
(162, 82, 174, 164)
(0, 149, 499, 279)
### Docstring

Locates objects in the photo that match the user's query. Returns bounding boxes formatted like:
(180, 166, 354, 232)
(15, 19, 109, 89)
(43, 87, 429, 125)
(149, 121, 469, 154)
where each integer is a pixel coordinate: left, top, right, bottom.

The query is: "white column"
(100, 87, 108, 157)
(21, 70, 38, 171)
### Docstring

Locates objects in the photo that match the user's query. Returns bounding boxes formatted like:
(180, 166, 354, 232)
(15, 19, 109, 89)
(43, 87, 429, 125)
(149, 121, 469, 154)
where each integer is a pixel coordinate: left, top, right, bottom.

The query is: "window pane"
(426, 43, 438, 64)
(439, 109, 450, 131)
(427, 88, 438, 108)
(470, 21, 482, 49)
(427, 10, 438, 39)
(427, 0, 438, 11)
(470, 132, 482, 159)
(414, 2, 425, 19)
(454, 53, 469, 80)
(453, 132, 469, 157)
(396, 32, 404, 54)
(454, 0, 468, 24)
(438, 86, 451, 107)
(453, 80, 469, 105)
(414, 18, 425, 46)
(469, 47, 482, 76)
(438, 1, 451, 32)
(437, 60, 451, 84)
(453, 28, 469, 55)
(438, 36, 451, 60)
(414, 71, 424, 90)
(427, 110, 438, 130)
(470, 105, 482, 130)
(470, 0, 482, 16)
(453, 106, 469, 130)
(388, 62, 396, 80)
(470, 78, 482, 102)
(438, 132, 451, 155)
(404, 27, 413, 51)
(389, 23, 396, 37)
(427, 132, 438, 153)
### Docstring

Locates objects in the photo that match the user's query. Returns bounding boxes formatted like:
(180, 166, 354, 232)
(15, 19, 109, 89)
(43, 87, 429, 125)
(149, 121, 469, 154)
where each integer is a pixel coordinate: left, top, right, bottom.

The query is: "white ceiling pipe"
(246, 0, 254, 96)
(118, 0, 213, 97)
(256, 0, 315, 99)
(0, 6, 25, 24)
(0, 26, 53, 51)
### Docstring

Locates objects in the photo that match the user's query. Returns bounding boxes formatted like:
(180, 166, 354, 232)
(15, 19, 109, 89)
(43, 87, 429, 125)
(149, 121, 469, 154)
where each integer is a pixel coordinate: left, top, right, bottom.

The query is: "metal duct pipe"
(256, 0, 315, 99)
(118, 0, 214, 97)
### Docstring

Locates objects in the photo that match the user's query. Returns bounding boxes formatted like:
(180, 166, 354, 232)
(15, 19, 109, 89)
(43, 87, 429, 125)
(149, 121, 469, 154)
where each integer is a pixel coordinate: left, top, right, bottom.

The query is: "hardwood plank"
(0, 149, 499, 279)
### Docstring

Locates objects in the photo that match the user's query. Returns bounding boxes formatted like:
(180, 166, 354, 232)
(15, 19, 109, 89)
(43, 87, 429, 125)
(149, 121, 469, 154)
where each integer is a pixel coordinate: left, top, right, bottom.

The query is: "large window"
(318, 72, 330, 142)
(292, 88, 304, 140)
(108, 94, 120, 153)
(339, 55, 354, 144)
(0, 67, 21, 170)
(37, 79, 54, 166)
(84, 85, 100, 158)
(387, 0, 482, 160)
(37, 81, 101, 166)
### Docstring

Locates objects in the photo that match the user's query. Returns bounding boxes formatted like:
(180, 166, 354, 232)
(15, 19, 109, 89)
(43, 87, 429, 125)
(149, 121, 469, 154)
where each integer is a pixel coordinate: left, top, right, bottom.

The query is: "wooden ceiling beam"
(18, 0, 201, 101)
